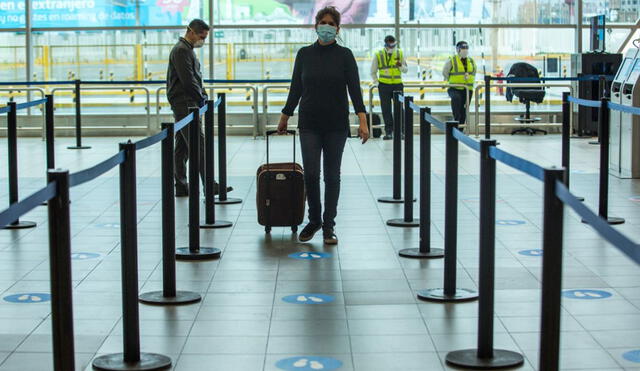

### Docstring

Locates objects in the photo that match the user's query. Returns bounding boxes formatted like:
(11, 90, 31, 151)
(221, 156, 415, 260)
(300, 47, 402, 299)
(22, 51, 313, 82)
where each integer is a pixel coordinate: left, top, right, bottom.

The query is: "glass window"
(0, 0, 26, 29)
(213, 0, 395, 25)
(0, 32, 26, 81)
(402, 0, 576, 25)
(583, 0, 639, 24)
(29, 0, 203, 28)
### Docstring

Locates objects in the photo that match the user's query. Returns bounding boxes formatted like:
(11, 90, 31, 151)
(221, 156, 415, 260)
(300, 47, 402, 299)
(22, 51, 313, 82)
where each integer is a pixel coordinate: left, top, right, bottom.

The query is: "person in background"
(166, 19, 232, 197)
(442, 40, 476, 129)
(371, 35, 408, 140)
(278, 6, 369, 245)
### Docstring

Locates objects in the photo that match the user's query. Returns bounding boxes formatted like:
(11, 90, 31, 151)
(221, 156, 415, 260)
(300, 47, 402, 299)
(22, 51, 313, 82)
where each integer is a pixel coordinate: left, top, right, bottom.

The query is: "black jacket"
(282, 41, 366, 133)
(166, 38, 207, 107)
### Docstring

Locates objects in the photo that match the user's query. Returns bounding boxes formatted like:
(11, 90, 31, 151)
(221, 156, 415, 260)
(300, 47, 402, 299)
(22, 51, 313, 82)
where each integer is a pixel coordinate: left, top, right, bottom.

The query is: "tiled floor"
(0, 133, 638, 371)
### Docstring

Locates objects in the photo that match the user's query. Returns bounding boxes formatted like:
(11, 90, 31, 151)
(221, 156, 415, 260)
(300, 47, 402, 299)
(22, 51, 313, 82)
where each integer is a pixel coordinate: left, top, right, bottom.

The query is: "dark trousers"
(171, 104, 205, 191)
(378, 83, 404, 135)
(448, 88, 473, 127)
(299, 129, 348, 229)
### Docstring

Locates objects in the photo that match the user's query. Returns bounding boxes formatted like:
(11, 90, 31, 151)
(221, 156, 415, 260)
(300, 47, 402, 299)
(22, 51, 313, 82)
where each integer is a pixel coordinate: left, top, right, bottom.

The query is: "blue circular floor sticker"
(276, 356, 342, 370)
(95, 223, 120, 229)
(282, 294, 335, 305)
(519, 249, 543, 257)
(288, 252, 332, 260)
(71, 252, 102, 260)
(622, 350, 640, 363)
(562, 289, 612, 300)
(496, 219, 526, 226)
(4, 293, 51, 303)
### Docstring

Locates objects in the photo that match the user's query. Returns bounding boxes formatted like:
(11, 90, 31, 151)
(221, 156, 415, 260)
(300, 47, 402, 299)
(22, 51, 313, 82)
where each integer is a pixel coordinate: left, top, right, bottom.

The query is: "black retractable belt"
(139, 122, 202, 306)
(176, 107, 221, 261)
(3, 101, 37, 229)
(67, 79, 91, 150)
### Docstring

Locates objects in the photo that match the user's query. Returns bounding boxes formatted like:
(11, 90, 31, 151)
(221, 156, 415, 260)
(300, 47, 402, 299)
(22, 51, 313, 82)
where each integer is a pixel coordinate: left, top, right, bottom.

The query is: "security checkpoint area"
(1, 1, 640, 371)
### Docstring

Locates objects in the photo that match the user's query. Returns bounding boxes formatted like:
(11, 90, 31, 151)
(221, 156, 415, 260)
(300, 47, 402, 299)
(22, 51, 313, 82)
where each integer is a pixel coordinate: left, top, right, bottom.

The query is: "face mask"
(385, 43, 396, 52)
(459, 49, 469, 58)
(193, 39, 205, 48)
(316, 24, 337, 43)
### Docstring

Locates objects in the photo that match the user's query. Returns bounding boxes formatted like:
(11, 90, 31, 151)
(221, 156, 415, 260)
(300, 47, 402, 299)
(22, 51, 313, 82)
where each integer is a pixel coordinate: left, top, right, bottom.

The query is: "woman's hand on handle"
(277, 114, 289, 134)
(357, 112, 369, 144)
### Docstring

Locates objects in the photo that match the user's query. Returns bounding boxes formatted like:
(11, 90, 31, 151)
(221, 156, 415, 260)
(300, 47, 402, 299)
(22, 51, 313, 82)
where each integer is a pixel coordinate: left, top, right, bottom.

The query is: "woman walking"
(278, 6, 369, 245)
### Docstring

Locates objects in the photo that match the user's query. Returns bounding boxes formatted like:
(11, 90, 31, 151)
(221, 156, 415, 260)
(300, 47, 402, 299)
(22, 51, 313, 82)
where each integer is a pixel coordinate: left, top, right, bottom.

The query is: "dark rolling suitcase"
(256, 130, 305, 233)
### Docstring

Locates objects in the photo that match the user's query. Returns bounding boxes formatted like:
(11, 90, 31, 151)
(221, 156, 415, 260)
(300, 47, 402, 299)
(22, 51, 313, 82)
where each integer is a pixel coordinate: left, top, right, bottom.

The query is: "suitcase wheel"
(265, 226, 271, 233)
(291, 225, 298, 233)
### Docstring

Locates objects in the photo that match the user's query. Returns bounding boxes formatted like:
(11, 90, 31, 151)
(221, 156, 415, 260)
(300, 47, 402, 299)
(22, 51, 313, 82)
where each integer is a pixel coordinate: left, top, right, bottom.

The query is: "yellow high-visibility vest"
(376, 48, 404, 85)
(447, 55, 476, 90)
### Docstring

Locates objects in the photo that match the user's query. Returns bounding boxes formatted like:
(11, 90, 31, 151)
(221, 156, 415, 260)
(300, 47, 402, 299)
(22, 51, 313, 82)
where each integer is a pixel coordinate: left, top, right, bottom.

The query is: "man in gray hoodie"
(167, 19, 231, 197)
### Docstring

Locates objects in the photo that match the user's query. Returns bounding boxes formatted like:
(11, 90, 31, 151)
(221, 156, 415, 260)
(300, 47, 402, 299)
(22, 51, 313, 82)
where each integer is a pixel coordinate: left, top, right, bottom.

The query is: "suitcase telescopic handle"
(266, 129, 297, 170)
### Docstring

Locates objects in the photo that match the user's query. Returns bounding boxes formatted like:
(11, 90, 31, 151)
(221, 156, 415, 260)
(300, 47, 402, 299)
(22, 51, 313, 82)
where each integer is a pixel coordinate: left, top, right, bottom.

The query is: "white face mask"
(459, 50, 469, 58)
(193, 39, 205, 48)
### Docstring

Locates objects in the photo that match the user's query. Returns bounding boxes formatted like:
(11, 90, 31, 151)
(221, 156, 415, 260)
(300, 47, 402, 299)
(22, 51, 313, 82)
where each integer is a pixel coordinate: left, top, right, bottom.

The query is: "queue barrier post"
(215, 93, 242, 205)
(561, 92, 584, 202)
(67, 79, 91, 150)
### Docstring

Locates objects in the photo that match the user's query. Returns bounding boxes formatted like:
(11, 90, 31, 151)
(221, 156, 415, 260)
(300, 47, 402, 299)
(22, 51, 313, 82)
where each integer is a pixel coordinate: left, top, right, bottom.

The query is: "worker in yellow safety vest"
(371, 35, 408, 140)
(442, 41, 476, 129)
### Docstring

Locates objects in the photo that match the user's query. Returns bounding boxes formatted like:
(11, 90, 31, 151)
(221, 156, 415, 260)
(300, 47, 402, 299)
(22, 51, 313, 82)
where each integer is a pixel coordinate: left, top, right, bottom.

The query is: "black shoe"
(298, 223, 321, 242)
(175, 188, 188, 197)
(323, 228, 338, 245)
(383, 134, 393, 140)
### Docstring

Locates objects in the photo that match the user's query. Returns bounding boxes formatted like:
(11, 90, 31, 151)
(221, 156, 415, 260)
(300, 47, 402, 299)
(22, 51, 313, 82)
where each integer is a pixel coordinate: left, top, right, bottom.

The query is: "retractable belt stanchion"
(539, 168, 566, 371)
(418, 121, 478, 302)
(176, 107, 222, 260)
(215, 93, 242, 205)
(202, 98, 232, 228)
(47, 169, 76, 371)
(92, 142, 171, 371)
(387, 96, 419, 227)
(561, 92, 585, 202)
(589, 75, 607, 145)
(67, 79, 91, 150)
(399, 107, 444, 258)
(584, 97, 625, 225)
(139, 123, 202, 305)
(42, 95, 55, 206)
(446, 139, 524, 369)
(3, 102, 37, 229)
(484, 75, 492, 139)
(378, 91, 412, 204)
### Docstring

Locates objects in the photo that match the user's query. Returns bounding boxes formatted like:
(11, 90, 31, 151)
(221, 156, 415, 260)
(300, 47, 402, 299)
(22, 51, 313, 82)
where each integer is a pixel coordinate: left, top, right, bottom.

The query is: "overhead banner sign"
(0, 0, 193, 28)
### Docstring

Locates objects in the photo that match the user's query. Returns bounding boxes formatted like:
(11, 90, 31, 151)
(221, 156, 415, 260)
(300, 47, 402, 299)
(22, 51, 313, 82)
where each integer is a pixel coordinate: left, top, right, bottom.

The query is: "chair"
(506, 62, 547, 135)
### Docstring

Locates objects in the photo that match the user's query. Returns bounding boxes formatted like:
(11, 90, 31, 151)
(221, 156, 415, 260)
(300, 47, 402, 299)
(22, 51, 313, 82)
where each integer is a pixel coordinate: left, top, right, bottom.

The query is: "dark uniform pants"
(378, 82, 404, 135)
(447, 88, 473, 127)
(171, 104, 205, 191)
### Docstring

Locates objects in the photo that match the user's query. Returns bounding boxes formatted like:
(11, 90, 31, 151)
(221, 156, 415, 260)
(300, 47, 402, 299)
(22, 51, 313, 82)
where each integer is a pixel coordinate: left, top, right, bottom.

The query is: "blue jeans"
(299, 129, 348, 229)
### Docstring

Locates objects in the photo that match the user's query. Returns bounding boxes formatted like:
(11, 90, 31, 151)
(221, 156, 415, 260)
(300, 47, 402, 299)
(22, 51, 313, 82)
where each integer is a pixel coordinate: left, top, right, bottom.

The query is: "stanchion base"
(215, 197, 242, 205)
(399, 248, 444, 259)
(92, 352, 172, 371)
(588, 141, 600, 145)
(445, 349, 524, 370)
(176, 247, 221, 261)
(377, 196, 415, 204)
(582, 216, 625, 225)
(139, 290, 202, 306)
(386, 218, 420, 227)
(2, 221, 37, 230)
(576, 196, 585, 202)
(417, 288, 478, 302)
(67, 146, 92, 150)
(200, 220, 233, 229)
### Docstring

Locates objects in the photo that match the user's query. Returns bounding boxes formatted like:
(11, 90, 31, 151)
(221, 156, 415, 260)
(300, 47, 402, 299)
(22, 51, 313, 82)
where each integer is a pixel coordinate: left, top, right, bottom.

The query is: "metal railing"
(0, 87, 47, 139)
(51, 86, 152, 135)
(473, 82, 574, 137)
(368, 83, 470, 132)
